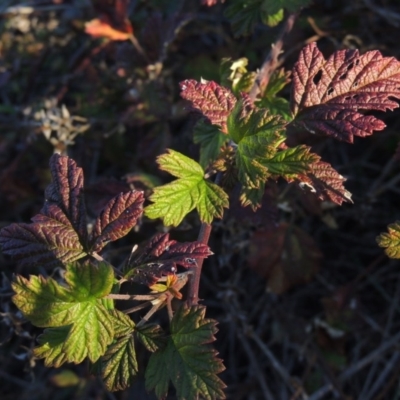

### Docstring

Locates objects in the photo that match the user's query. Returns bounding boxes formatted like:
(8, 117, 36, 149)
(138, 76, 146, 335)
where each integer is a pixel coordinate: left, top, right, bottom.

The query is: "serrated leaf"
(135, 324, 165, 352)
(263, 68, 291, 98)
(377, 223, 400, 259)
(193, 120, 229, 168)
(258, 96, 292, 120)
(239, 183, 265, 210)
(227, 100, 286, 188)
(0, 212, 86, 269)
(13, 262, 115, 364)
(289, 159, 353, 205)
(289, 42, 400, 143)
(109, 309, 135, 337)
(90, 191, 144, 252)
(44, 154, 88, 242)
(145, 150, 229, 226)
(34, 326, 71, 367)
(101, 335, 138, 392)
(145, 305, 226, 400)
(180, 80, 237, 132)
(264, 145, 319, 178)
(0, 155, 90, 268)
(125, 232, 212, 285)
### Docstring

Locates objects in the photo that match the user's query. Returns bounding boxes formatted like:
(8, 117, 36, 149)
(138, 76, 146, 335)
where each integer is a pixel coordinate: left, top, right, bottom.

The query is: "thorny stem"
(187, 222, 212, 306)
(249, 12, 298, 101)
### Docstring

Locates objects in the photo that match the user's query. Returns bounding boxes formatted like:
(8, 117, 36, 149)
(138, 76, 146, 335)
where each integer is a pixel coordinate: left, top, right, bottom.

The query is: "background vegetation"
(1, 0, 400, 399)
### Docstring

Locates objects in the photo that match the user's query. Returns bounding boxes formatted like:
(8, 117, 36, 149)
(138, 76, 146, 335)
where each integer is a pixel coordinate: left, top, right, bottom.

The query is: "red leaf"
(126, 233, 212, 285)
(91, 191, 144, 252)
(44, 154, 88, 244)
(290, 159, 353, 205)
(289, 42, 400, 143)
(180, 80, 237, 132)
(85, 18, 132, 41)
(0, 205, 86, 268)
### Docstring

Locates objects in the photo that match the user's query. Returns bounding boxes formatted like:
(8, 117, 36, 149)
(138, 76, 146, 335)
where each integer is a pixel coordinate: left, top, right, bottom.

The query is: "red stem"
(187, 222, 212, 306)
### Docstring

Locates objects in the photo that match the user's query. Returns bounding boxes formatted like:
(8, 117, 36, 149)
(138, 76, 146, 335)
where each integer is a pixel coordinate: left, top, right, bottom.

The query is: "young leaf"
(193, 120, 229, 168)
(288, 159, 353, 205)
(377, 222, 400, 259)
(145, 305, 226, 400)
(180, 80, 237, 132)
(125, 232, 212, 285)
(220, 58, 256, 95)
(90, 191, 144, 252)
(289, 42, 400, 143)
(227, 100, 286, 188)
(13, 262, 115, 364)
(145, 149, 229, 226)
(101, 335, 138, 392)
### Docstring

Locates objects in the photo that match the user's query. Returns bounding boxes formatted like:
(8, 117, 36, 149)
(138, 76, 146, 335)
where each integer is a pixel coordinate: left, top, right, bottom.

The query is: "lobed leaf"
(0, 213, 86, 269)
(125, 232, 212, 285)
(289, 159, 353, 205)
(135, 324, 165, 352)
(90, 191, 144, 252)
(101, 335, 138, 392)
(44, 154, 88, 243)
(145, 150, 229, 226)
(145, 305, 226, 400)
(34, 326, 71, 368)
(289, 42, 400, 143)
(264, 145, 320, 178)
(377, 222, 400, 259)
(180, 80, 237, 132)
(13, 262, 115, 364)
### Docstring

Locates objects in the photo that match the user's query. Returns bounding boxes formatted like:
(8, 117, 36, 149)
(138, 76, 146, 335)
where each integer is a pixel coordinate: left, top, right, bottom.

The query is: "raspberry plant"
(2, 3, 400, 399)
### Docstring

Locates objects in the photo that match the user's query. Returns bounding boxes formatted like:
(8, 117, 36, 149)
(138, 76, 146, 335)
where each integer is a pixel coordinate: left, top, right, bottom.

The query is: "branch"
(249, 12, 298, 101)
(187, 222, 212, 306)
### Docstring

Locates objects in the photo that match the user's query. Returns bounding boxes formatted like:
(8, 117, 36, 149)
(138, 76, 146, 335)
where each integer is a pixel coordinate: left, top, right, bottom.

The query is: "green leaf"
(193, 120, 229, 168)
(263, 145, 319, 178)
(257, 97, 292, 121)
(227, 101, 286, 188)
(34, 326, 71, 367)
(220, 58, 256, 95)
(225, 0, 310, 36)
(145, 150, 229, 226)
(13, 261, 115, 364)
(145, 305, 226, 400)
(261, 8, 284, 27)
(136, 323, 165, 352)
(109, 310, 136, 337)
(239, 183, 265, 210)
(263, 68, 291, 98)
(102, 335, 138, 392)
(377, 222, 400, 259)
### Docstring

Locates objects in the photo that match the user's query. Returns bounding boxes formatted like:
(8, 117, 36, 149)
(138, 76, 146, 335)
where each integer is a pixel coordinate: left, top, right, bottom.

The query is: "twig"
(237, 329, 275, 400)
(187, 222, 212, 306)
(249, 328, 297, 394)
(309, 329, 400, 399)
(249, 13, 298, 101)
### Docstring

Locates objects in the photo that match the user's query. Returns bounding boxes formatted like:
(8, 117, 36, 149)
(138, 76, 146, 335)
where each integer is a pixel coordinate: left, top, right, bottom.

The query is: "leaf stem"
(187, 222, 212, 306)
